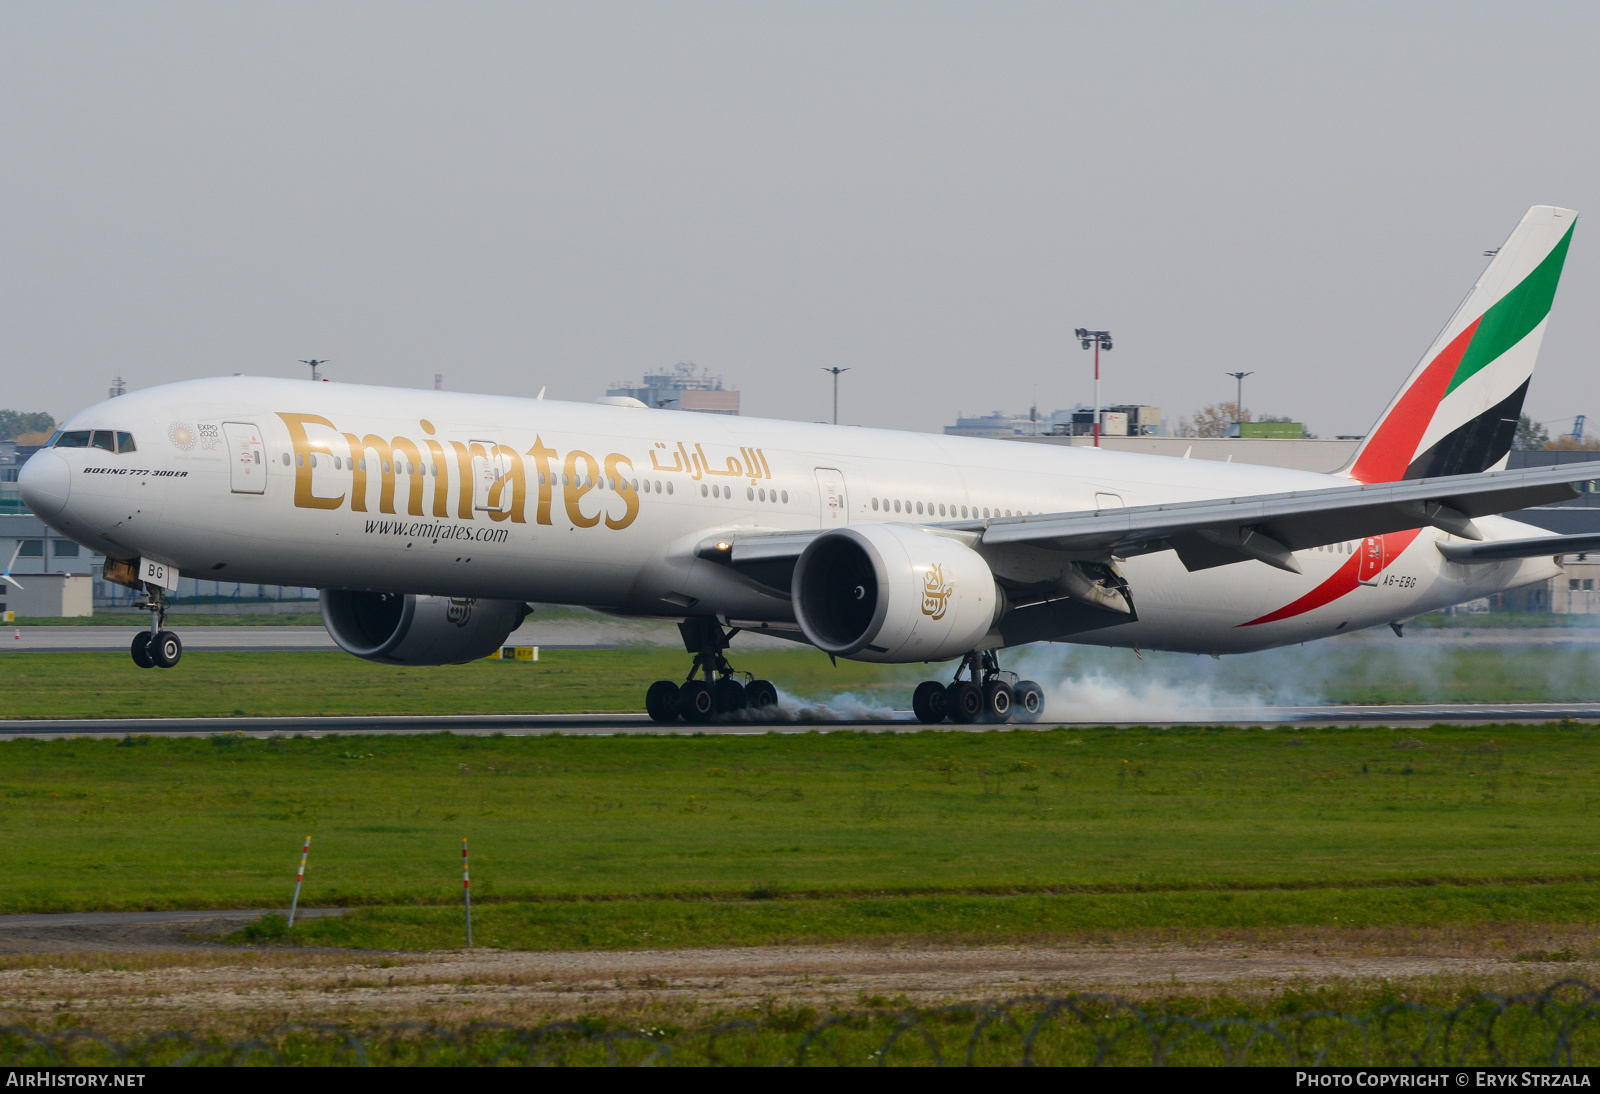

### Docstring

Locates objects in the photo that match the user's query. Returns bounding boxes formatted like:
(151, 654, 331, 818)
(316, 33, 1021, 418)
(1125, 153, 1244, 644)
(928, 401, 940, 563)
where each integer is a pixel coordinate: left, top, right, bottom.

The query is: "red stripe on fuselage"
(1239, 529, 1422, 627)
(1347, 320, 1480, 484)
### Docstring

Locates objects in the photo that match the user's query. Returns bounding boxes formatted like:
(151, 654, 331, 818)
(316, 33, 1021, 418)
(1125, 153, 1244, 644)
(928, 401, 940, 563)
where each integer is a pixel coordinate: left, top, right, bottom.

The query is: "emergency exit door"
(222, 422, 266, 495)
(815, 468, 849, 526)
(1358, 536, 1386, 582)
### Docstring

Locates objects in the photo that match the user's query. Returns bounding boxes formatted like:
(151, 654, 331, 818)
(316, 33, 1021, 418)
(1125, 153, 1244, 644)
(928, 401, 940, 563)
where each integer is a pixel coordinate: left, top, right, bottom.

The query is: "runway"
(3, 701, 1598, 738)
(7, 624, 1600, 654)
(0, 621, 792, 653)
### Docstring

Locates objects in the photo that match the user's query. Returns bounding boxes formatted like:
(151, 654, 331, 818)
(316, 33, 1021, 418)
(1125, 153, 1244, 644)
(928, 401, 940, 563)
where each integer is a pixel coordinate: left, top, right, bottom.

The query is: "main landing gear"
(129, 587, 182, 670)
(911, 650, 1043, 726)
(645, 619, 779, 724)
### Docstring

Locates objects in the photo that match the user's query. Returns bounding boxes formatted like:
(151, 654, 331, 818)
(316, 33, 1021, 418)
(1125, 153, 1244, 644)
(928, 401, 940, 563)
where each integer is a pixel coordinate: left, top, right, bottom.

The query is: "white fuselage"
(24, 377, 1559, 657)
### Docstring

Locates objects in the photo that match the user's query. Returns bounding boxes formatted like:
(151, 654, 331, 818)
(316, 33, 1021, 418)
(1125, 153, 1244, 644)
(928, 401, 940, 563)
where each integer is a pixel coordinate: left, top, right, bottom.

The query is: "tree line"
(0, 410, 56, 441)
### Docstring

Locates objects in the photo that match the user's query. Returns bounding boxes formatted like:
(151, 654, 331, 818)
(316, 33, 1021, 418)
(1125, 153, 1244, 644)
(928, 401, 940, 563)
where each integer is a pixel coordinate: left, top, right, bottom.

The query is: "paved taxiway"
(3, 702, 1598, 738)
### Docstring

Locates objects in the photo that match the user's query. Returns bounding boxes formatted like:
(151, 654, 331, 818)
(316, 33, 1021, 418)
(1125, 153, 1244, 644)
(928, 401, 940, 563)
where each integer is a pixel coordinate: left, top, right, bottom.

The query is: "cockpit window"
(45, 431, 63, 447)
(116, 432, 137, 453)
(54, 431, 91, 448)
(91, 430, 116, 451)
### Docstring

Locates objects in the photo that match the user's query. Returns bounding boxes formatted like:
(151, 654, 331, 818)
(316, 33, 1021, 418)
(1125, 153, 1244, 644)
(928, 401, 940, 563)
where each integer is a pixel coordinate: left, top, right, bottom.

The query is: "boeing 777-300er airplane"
(17, 205, 1600, 724)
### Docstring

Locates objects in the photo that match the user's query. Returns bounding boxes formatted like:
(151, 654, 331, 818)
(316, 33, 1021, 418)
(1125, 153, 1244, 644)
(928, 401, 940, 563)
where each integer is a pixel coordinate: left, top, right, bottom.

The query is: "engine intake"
(792, 524, 1001, 662)
(321, 589, 529, 665)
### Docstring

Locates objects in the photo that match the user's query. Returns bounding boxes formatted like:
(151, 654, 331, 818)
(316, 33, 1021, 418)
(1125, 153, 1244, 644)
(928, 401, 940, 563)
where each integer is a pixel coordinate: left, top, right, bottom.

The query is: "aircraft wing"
(972, 460, 1600, 573)
(1437, 531, 1600, 563)
(699, 460, 1600, 581)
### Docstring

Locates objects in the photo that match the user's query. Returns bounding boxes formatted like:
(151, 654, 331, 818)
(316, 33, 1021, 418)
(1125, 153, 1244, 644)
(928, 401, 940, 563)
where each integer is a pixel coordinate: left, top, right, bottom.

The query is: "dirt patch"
(1, 924, 1597, 1035)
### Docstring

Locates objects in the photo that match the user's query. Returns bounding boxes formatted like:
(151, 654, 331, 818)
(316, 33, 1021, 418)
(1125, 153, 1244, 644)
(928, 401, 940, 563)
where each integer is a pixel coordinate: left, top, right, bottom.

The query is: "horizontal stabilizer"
(1437, 532, 1600, 563)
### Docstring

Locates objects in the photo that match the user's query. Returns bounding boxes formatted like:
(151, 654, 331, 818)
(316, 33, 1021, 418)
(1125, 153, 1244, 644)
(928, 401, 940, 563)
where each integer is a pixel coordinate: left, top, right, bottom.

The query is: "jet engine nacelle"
(792, 524, 1001, 663)
(320, 589, 529, 665)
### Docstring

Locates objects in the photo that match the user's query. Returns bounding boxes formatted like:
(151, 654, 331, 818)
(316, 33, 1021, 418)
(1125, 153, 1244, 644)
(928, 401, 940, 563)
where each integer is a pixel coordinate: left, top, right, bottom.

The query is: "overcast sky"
(4, 2, 1598, 438)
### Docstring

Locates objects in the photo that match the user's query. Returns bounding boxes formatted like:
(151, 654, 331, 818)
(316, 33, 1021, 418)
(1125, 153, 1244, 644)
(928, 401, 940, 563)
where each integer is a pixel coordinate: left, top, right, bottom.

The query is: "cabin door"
(815, 468, 849, 526)
(222, 422, 266, 495)
(471, 440, 513, 514)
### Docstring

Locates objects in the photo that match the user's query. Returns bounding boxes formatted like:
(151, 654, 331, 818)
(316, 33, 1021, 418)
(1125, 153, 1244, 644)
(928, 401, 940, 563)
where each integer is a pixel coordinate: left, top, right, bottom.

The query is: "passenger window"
(55, 431, 91, 448)
(91, 431, 115, 451)
(116, 432, 137, 453)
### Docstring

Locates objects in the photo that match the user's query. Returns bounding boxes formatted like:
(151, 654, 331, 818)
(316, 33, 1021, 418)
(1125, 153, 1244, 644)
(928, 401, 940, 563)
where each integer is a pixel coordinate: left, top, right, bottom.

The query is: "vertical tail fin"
(1344, 206, 1576, 484)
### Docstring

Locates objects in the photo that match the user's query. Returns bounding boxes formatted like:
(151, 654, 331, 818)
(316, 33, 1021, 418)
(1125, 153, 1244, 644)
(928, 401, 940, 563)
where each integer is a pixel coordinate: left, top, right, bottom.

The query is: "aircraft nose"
(18, 451, 71, 519)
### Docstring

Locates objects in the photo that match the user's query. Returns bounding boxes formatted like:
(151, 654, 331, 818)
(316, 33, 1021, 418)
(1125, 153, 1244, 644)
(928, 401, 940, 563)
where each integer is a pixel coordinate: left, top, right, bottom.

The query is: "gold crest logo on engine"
(446, 598, 476, 627)
(921, 564, 952, 621)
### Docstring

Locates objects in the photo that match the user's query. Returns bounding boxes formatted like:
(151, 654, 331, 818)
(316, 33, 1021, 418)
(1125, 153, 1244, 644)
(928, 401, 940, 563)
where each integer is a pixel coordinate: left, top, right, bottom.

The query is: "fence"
(6, 981, 1600, 1066)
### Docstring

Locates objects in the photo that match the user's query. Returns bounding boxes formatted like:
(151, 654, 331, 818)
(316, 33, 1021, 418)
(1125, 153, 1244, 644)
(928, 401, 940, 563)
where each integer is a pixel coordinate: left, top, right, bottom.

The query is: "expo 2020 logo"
(167, 422, 196, 451)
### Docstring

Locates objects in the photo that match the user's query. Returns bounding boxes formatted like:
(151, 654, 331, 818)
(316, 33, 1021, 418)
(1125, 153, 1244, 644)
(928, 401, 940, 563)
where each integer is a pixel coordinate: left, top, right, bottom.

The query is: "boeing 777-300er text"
(19, 206, 1600, 724)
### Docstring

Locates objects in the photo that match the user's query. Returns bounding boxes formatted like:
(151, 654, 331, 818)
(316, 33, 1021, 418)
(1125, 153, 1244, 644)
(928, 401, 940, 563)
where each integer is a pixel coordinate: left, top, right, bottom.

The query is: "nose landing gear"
(644, 618, 778, 724)
(912, 650, 1043, 726)
(129, 587, 182, 669)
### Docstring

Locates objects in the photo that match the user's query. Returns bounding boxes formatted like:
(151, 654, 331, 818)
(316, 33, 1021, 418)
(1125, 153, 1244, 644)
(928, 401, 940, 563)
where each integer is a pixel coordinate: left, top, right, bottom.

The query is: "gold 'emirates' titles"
(276, 413, 775, 531)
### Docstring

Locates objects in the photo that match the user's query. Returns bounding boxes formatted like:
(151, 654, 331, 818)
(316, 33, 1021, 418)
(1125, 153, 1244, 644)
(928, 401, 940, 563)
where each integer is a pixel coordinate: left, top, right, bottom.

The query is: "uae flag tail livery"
(1343, 206, 1576, 485)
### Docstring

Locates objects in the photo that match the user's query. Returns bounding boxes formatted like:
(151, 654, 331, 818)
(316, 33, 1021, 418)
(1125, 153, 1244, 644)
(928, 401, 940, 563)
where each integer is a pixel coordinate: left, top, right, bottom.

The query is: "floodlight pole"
(1225, 371, 1253, 436)
(821, 367, 851, 425)
(300, 359, 328, 382)
(1074, 330, 1113, 447)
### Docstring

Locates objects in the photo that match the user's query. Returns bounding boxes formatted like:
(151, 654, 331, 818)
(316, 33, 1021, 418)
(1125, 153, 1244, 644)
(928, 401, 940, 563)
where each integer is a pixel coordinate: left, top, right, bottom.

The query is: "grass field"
(2, 724, 1598, 947)
(246, 882, 1600, 951)
(5, 642, 1600, 720)
(0, 649, 910, 718)
(9, 978, 1598, 1066)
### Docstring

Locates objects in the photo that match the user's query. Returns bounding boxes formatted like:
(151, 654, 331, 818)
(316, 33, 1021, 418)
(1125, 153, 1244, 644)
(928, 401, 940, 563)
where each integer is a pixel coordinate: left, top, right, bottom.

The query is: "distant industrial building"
(606, 364, 740, 415)
(0, 512, 318, 619)
(1231, 421, 1307, 439)
(945, 405, 1162, 439)
(0, 433, 51, 515)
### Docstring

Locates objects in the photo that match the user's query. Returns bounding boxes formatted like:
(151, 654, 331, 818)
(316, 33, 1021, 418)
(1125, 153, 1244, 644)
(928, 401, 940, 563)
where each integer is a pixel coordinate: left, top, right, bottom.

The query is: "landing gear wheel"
(150, 630, 182, 669)
(912, 681, 948, 724)
(679, 679, 716, 723)
(130, 631, 155, 669)
(645, 680, 681, 723)
(946, 681, 983, 724)
(747, 679, 779, 711)
(982, 680, 1013, 723)
(715, 677, 746, 714)
(1013, 680, 1045, 723)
